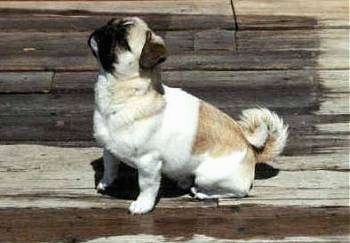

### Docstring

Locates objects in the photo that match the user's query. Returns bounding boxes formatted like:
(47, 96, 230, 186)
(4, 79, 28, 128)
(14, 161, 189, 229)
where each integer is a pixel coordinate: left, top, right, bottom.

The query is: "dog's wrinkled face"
(88, 17, 167, 76)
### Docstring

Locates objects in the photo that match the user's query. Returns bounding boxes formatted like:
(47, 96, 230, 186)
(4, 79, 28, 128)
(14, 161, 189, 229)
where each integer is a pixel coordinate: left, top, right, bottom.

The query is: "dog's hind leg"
(192, 149, 255, 200)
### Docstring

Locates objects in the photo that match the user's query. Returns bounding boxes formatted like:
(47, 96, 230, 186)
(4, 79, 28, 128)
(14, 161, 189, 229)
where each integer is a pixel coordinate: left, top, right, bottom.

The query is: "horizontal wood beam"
(0, 1, 234, 15)
(0, 206, 348, 242)
(232, 0, 349, 29)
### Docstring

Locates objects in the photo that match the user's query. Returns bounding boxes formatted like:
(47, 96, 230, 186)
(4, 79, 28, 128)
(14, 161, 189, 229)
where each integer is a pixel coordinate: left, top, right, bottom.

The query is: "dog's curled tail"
(238, 108, 288, 163)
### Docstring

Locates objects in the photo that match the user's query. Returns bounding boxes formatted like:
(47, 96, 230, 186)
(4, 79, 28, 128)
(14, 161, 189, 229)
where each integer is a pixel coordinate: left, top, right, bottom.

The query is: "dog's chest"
(94, 109, 161, 158)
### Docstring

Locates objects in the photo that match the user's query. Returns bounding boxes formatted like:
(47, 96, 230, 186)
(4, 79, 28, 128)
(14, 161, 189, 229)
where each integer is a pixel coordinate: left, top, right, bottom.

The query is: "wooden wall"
(0, 0, 349, 159)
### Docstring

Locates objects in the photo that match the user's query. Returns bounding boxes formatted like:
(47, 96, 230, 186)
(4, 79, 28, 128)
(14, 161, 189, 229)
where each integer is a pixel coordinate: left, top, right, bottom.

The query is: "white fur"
(192, 149, 253, 199)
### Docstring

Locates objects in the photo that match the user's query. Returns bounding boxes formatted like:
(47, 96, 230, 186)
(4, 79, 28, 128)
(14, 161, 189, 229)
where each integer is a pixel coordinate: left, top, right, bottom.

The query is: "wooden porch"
(0, 0, 349, 242)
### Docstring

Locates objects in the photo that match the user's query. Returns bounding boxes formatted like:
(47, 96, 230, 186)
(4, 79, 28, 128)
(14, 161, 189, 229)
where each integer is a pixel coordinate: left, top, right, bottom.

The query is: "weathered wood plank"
(1, 51, 347, 71)
(236, 29, 349, 73)
(0, 145, 348, 175)
(0, 30, 234, 55)
(0, 207, 348, 243)
(233, 0, 349, 29)
(0, 1, 234, 15)
(0, 144, 214, 208)
(0, 145, 348, 209)
(87, 235, 350, 243)
(53, 71, 96, 92)
(52, 70, 347, 92)
(0, 12, 235, 32)
(0, 72, 53, 93)
(274, 153, 349, 171)
(0, 93, 94, 116)
(318, 70, 350, 93)
(0, 28, 348, 71)
(0, 93, 94, 141)
(236, 29, 348, 53)
(220, 170, 349, 207)
(317, 93, 350, 115)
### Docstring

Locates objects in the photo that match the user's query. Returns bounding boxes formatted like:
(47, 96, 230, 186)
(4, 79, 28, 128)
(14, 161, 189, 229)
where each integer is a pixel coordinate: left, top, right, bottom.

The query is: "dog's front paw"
(129, 198, 154, 214)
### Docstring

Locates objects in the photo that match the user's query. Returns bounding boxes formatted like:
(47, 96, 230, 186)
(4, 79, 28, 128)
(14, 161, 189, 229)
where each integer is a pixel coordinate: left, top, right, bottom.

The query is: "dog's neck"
(95, 69, 166, 127)
(99, 67, 162, 94)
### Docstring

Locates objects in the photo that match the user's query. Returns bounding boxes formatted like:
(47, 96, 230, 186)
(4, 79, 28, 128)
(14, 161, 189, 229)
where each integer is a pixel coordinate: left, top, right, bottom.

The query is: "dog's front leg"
(97, 149, 120, 191)
(129, 153, 162, 214)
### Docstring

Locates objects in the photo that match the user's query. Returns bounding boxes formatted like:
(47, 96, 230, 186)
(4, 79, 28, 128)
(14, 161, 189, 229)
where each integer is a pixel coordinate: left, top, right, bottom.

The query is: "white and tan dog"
(88, 17, 288, 214)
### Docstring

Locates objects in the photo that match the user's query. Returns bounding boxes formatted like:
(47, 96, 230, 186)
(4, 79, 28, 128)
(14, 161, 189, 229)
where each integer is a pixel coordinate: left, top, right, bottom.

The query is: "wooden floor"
(0, 0, 349, 242)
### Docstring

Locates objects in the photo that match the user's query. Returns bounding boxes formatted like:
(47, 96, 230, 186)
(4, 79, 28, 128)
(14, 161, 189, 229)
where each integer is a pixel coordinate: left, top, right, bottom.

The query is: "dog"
(88, 17, 288, 214)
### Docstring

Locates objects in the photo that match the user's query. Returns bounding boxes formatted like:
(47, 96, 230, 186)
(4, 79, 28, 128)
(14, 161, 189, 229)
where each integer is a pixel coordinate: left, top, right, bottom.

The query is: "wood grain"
(0, 12, 235, 32)
(0, 1, 234, 15)
(51, 70, 347, 92)
(233, 0, 349, 29)
(0, 145, 348, 209)
(0, 28, 348, 71)
(0, 72, 53, 93)
(0, 30, 234, 55)
(0, 206, 348, 242)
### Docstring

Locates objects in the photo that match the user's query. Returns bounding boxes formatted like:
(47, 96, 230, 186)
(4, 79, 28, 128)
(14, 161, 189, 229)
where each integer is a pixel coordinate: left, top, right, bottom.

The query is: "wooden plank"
(0, 145, 347, 176)
(317, 123, 349, 134)
(163, 70, 319, 88)
(236, 29, 349, 70)
(53, 70, 347, 92)
(194, 29, 235, 51)
(285, 134, 349, 155)
(0, 207, 348, 242)
(0, 93, 94, 141)
(0, 144, 214, 208)
(2, 51, 346, 71)
(0, 72, 53, 93)
(54, 70, 317, 92)
(220, 170, 349, 206)
(0, 93, 94, 116)
(53, 71, 96, 92)
(0, 31, 196, 56)
(0, 30, 235, 72)
(318, 70, 350, 93)
(0, 1, 233, 15)
(0, 12, 235, 32)
(236, 29, 348, 53)
(88, 235, 350, 243)
(317, 93, 350, 115)
(0, 52, 337, 72)
(233, 0, 349, 29)
(0, 28, 348, 71)
(273, 153, 349, 171)
(0, 145, 348, 209)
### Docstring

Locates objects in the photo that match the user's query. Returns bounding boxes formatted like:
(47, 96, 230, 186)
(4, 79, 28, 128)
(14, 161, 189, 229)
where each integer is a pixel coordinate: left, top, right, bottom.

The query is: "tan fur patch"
(192, 101, 250, 157)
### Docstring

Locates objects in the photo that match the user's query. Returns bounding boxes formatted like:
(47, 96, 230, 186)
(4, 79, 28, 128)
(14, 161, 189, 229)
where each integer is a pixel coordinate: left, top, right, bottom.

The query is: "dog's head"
(88, 17, 168, 76)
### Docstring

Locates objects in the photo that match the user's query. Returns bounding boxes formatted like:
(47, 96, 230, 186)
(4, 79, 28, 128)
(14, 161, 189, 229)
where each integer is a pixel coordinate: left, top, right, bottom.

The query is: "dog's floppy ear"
(140, 31, 168, 69)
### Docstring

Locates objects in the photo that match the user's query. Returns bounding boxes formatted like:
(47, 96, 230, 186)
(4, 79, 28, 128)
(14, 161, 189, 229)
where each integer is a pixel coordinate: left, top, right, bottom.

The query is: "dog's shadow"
(90, 158, 279, 200)
(90, 158, 189, 199)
